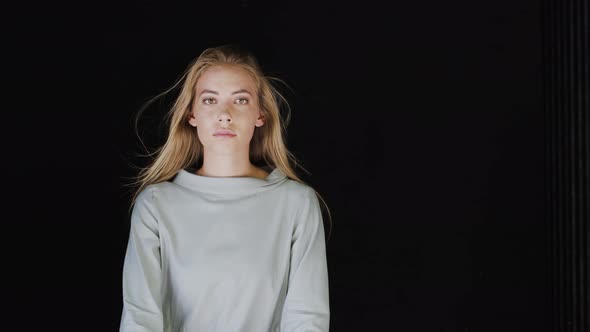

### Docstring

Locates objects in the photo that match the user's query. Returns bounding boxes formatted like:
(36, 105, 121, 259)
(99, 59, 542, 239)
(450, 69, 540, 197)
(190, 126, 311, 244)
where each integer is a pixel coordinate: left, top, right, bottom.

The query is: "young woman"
(119, 45, 332, 331)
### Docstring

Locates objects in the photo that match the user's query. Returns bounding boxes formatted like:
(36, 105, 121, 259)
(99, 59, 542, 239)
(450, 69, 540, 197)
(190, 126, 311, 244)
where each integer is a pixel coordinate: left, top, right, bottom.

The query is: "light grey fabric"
(119, 167, 330, 332)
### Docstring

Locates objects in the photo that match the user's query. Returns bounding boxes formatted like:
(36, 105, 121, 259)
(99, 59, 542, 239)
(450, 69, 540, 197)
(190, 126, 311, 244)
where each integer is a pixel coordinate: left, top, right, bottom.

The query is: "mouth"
(213, 129, 237, 137)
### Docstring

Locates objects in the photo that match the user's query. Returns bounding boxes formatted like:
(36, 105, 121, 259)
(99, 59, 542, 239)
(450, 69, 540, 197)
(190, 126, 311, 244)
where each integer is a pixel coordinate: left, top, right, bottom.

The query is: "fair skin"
(188, 64, 269, 179)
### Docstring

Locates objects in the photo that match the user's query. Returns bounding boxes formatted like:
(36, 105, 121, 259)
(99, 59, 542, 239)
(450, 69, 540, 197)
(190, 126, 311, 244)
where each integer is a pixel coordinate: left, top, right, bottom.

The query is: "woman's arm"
(119, 187, 164, 332)
(281, 186, 330, 332)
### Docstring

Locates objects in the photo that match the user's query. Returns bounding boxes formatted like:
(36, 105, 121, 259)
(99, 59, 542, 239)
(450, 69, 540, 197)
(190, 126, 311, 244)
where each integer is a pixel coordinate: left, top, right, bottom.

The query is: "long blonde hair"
(126, 45, 332, 240)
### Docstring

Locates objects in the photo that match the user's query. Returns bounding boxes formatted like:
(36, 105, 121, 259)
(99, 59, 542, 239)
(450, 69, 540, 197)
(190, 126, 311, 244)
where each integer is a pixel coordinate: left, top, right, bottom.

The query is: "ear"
(255, 113, 265, 127)
(188, 112, 197, 127)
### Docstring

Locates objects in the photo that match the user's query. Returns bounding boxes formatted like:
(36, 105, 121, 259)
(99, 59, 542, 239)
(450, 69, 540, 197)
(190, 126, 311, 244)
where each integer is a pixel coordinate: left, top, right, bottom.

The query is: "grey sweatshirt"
(119, 167, 330, 332)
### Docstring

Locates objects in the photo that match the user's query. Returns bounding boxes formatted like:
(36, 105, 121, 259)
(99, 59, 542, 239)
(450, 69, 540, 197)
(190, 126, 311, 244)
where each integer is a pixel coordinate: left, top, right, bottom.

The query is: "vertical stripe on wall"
(543, 0, 589, 331)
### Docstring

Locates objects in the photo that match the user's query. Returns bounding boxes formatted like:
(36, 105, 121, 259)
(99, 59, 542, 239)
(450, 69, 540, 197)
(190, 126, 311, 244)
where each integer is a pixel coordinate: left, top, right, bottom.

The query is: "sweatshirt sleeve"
(281, 187, 330, 332)
(119, 187, 164, 332)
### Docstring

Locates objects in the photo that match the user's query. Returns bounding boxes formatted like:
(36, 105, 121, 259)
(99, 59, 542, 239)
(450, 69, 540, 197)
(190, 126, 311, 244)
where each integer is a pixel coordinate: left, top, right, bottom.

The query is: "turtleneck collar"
(172, 166, 289, 195)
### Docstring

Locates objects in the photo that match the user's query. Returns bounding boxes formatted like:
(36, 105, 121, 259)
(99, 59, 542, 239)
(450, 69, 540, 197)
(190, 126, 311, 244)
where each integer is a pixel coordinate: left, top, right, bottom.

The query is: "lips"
(213, 128, 236, 136)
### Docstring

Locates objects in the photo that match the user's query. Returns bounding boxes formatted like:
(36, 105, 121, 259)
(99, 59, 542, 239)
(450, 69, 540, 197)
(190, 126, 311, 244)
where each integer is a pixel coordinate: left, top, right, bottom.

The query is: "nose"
(217, 109, 232, 123)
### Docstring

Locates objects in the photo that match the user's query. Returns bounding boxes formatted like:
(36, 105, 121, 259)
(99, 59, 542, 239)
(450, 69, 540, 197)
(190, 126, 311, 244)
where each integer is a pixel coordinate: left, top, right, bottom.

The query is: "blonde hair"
(126, 45, 332, 240)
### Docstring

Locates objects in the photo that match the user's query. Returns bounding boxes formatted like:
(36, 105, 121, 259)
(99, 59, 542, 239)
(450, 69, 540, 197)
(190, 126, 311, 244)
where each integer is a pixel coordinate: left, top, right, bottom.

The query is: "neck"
(197, 148, 258, 178)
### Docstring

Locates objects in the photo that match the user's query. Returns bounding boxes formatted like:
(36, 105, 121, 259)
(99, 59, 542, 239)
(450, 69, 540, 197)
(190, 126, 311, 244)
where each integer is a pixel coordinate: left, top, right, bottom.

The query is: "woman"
(120, 44, 331, 331)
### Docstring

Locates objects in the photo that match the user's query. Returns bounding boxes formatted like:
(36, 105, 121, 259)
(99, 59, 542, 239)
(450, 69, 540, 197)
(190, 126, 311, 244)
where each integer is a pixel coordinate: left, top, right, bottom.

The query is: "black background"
(4, 0, 545, 331)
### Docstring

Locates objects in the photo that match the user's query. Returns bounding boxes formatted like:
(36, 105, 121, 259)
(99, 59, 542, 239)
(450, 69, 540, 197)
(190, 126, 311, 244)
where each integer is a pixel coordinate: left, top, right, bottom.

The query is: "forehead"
(196, 65, 256, 92)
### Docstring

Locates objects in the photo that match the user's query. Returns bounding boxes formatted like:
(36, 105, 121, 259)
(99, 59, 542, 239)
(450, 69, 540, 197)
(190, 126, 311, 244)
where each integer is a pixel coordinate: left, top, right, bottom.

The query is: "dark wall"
(544, 0, 590, 330)
(4, 0, 546, 331)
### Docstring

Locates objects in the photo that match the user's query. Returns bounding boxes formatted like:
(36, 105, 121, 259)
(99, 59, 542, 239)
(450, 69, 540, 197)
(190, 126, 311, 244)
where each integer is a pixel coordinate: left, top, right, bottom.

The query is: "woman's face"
(188, 64, 264, 153)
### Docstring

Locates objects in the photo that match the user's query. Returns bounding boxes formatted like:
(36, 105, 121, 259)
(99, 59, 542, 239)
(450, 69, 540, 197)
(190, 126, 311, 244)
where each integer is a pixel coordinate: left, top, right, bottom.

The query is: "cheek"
(193, 109, 207, 121)
(194, 110, 215, 126)
(193, 112, 211, 140)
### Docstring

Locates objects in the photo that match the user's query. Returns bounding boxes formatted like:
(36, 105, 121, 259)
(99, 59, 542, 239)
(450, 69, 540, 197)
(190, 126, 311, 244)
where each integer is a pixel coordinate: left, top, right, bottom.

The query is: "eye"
(235, 97, 249, 105)
(202, 98, 216, 105)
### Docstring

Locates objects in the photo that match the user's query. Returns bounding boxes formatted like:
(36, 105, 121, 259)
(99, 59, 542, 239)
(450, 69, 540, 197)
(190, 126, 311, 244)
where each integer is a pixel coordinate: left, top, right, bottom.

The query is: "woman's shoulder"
(281, 177, 318, 201)
(135, 180, 178, 202)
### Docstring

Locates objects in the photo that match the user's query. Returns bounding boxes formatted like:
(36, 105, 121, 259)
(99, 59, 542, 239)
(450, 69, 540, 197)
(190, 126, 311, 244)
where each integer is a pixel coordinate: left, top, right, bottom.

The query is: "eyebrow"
(199, 89, 252, 96)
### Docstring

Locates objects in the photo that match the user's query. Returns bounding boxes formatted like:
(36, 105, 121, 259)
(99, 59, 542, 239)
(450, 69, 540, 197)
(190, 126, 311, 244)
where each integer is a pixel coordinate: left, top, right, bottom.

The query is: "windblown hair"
(127, 44, 332, 240)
